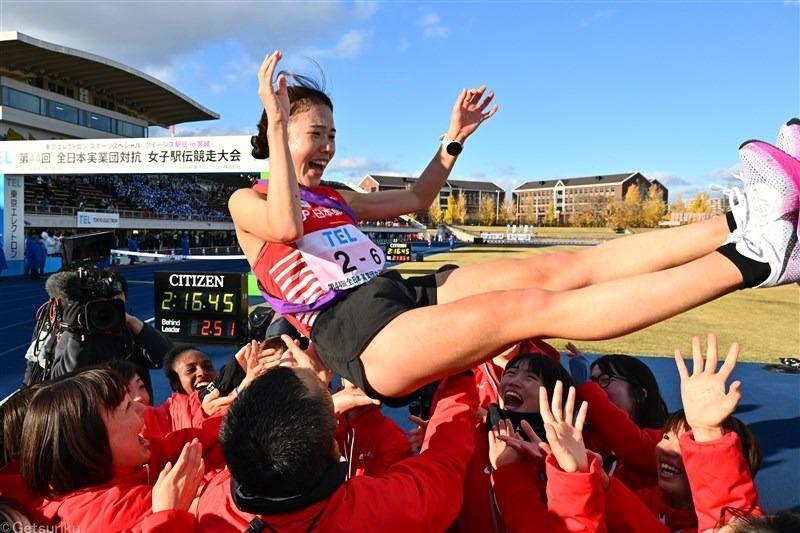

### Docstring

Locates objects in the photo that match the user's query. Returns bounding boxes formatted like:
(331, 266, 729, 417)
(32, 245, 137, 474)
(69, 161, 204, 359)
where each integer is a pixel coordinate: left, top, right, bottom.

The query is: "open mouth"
(308, 160, 327, 174)
(194, 380, 211, 391)
(503, 390, 524, 410)
(659, 462, 683, 478)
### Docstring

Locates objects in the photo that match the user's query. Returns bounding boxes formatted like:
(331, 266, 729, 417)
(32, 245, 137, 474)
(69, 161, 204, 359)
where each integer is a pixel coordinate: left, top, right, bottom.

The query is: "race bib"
(297, 224, 385, 291)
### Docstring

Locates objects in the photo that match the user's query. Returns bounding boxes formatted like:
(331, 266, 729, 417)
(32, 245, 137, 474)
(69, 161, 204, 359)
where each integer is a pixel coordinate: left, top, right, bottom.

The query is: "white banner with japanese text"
(0, 136, 267, 175)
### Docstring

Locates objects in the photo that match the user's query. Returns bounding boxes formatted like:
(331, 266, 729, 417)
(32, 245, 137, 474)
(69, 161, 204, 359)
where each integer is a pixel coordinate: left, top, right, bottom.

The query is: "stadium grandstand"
(0, 31, 217, 140)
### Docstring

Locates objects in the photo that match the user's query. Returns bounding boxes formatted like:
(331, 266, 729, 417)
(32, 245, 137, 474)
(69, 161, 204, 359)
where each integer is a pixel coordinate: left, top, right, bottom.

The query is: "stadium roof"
(0, 31, 219, 127)
(514, 172, 643, 191)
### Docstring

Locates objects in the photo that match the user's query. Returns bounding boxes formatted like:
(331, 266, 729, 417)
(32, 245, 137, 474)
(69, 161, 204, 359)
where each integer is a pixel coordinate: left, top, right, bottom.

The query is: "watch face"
(446, 141, 463, 156)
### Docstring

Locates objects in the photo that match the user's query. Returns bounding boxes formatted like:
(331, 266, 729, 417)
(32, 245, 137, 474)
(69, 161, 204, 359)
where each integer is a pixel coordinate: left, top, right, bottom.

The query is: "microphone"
(45, 271, 82, 304)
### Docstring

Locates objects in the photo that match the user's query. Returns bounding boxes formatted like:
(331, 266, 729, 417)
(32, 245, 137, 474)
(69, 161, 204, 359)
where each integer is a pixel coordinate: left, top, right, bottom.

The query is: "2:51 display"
(187, 318, 238, 338)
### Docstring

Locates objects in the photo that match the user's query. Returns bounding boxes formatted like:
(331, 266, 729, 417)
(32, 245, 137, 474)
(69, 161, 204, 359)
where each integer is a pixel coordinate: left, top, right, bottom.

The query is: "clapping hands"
(152, 438, 204, 513)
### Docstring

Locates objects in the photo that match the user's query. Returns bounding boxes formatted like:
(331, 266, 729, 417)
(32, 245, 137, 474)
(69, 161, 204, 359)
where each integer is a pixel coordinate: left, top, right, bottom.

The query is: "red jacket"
(454, 339, 560, 532)
(0, 461, 60, 525)
(142, 391, 209, 439)
(681, 430, 762, 532)
(335, 405, 412, 477)
(196, 374, 478, 532)
(490, 453, 608, 533)
(576, 382, 662, 490)
(51, 416, 224, 532)
(605, 479, 694, 532)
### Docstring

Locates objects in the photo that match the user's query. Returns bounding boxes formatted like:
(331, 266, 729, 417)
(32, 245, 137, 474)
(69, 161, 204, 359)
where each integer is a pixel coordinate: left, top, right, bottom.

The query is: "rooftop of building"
(0, 31, 219, 127)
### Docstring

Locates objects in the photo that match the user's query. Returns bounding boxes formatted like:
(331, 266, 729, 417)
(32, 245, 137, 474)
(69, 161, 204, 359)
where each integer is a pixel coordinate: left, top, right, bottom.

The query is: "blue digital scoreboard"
(154, 272, 248, 344)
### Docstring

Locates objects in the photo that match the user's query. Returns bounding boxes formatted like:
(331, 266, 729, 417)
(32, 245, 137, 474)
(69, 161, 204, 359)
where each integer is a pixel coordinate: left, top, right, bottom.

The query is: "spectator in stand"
(40, 232, 60, 256)
(180, 233, 190, 257)
(24, 233, 45, 280)
(127, 234, 138, 264)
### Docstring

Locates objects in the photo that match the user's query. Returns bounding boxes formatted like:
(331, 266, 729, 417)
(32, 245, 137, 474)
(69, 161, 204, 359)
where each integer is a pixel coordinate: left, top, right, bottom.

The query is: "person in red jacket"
(491, 380, 607, 533)
(144, 341, 276, 439)
(0, 385, 61, 525)
(407, 339, 560, 454)
(566, 346, 669, 490)
(139, 345, 219, 438)
(601, 334, 763, 533)
(450, 354, 573, 533)
(494, 334, 763, 533)
(197, 367, 478, 532)
(18, 368, 220, 532)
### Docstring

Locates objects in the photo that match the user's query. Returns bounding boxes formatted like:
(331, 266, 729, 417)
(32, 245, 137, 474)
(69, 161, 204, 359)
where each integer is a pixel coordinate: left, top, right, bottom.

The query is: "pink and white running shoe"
(717, 140, 800, 235)
(727, 140, 800, 287)
(776, 118, 800, 160)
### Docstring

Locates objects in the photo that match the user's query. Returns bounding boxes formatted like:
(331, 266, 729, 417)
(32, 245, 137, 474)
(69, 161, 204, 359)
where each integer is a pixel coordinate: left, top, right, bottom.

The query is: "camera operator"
(49, 269, 173, 399)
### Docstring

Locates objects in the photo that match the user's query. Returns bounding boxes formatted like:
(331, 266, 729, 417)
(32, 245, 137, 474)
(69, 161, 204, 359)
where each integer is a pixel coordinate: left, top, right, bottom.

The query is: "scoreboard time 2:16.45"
(154, 272, 248, 344)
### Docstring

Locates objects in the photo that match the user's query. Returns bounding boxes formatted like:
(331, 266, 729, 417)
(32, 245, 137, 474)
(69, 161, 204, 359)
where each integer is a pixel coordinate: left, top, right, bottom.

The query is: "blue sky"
(2, 0, 799, 200)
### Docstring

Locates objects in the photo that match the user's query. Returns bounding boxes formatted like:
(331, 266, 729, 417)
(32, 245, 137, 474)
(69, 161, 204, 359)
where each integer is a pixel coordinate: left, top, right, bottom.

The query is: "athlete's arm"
(340, 86, 498, 221)
(229, 51, 304, 244)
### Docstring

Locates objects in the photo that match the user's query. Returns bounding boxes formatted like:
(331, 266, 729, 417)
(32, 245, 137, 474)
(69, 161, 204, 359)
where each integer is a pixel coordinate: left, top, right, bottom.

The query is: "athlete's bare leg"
(360, 251, 742, 398)
(435, 216, 730, 300)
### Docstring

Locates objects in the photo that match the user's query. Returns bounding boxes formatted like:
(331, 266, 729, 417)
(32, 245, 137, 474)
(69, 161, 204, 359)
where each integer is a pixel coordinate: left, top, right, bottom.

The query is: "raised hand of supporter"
(539, 381, 589, 473)
(447, 85, 499, 142)
(488, 419, 524, 469)
(332, 382, 380, 416)
(675, 333, 742, 442)
(407, 415, 429, 454)
(233, 340, 254, 371)
(152, 438, 205, 513)
(201, 388, 235, 417)
(257, 50, 290, 125)
(279, 336, 333, 384)
(237, 340, 273, 392)
(497, 419, 546, 463)
(565, 342, 591, 386)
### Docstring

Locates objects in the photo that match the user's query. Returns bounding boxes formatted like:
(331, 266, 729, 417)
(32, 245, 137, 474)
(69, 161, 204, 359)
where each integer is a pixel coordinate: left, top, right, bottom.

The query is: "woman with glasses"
(567, 345, 668, 490)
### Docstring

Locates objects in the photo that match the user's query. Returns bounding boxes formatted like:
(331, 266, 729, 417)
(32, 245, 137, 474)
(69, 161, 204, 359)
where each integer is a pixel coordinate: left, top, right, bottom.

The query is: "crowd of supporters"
(1, 297, 796, 531)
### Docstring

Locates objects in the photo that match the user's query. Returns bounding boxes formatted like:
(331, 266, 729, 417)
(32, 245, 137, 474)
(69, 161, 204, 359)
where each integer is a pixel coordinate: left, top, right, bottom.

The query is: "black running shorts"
(310, 266, 457, 407)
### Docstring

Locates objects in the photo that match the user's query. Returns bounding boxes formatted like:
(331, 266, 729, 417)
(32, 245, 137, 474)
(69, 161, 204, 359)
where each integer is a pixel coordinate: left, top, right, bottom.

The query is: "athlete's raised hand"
(447, 85, 499, 142)
(258, 50, 290, 126)
(675, 333, 742, 442)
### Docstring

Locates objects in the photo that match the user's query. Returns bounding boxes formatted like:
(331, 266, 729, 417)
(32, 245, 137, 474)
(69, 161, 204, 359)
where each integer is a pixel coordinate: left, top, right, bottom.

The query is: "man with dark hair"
(198, 367, 477, 532)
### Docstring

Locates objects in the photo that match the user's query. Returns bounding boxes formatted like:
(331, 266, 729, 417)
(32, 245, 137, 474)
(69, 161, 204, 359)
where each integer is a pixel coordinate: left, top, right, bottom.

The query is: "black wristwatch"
(442, 137, 463, 156)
